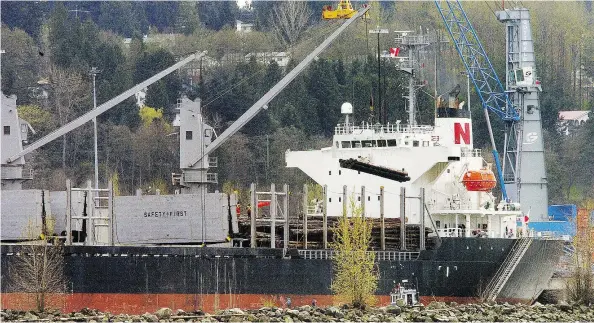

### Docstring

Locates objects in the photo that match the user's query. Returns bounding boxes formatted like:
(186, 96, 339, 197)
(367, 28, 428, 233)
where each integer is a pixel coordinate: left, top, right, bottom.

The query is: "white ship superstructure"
(287, 104, 521, 239)
(286, 31, 521, 240)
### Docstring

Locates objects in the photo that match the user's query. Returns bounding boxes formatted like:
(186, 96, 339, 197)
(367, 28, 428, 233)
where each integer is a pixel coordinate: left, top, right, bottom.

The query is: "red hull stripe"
(1, 293, 530, 314)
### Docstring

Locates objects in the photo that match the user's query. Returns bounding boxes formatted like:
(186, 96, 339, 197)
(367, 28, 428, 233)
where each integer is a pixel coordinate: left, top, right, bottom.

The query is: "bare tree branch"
(271, 1, 312, 49)
(48, 66, 90, 171)
(8, 240, 67, 312)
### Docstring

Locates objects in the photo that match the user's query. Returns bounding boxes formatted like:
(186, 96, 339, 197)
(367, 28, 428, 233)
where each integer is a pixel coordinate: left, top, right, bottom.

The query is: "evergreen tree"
(1, 1, 47, 39)
(134, 49, 180, 118)
(198, 1, 238, 31)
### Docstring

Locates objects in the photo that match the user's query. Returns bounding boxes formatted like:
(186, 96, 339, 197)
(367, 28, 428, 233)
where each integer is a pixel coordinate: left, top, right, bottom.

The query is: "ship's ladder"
(482, 237, 533, 301)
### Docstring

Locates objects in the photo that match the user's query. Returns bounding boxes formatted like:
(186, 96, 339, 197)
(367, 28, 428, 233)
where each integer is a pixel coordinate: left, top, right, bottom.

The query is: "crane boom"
(435, 0, 519, 122)
(188, 6, 370, 167)
(434, 0, 518, 201)
(6, 51, 207, 164)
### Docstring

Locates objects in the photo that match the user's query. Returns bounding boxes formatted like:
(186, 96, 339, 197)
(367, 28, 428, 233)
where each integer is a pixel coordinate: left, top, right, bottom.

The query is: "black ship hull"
(0, 238, 562, 314)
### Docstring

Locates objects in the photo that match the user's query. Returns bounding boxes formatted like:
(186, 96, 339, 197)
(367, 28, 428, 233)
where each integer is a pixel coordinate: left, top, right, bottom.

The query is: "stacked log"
(236, 214, 435, 250)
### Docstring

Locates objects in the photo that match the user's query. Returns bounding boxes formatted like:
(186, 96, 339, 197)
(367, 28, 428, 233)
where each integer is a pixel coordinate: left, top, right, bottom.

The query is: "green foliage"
(110, 172, 121, 196)
(306, 182, 324, 204)
(198, 2, 237, 31)
(98, 2, 143, 38)
(139, 106, 164, 127)
(176, 2, 201, 36)
(331, 199, 378, 308)
(17, 105, 56, 137)
(567, 201, 594, 305)
(135, 49, 180, 116)
(1, 1, 46, 39)
(149, 178, 169, 195)
(0, 25, 41, 102)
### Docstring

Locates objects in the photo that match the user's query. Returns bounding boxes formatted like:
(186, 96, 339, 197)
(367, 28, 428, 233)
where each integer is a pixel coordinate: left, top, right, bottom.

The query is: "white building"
(245, 52, 291, 67)
(236, 20, 254, 33)
(558, 110, 590, 135)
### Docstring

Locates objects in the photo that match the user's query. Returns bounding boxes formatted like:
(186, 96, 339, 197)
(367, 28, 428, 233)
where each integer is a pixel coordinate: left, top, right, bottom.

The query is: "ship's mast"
(394, 31, 432, 126)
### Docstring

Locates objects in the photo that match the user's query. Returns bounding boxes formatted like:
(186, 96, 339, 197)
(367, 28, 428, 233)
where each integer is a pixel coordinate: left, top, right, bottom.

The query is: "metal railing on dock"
(298, 249, 419, 261)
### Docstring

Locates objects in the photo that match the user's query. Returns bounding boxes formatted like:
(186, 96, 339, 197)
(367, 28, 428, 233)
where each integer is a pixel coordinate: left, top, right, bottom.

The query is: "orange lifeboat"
(461, 168, 497, 192)
(257, 201, 271, 208)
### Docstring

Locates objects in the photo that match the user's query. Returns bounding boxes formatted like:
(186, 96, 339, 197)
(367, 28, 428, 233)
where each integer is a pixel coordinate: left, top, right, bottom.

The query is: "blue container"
(548, 204, 577, 221)
(525, 221, 575, 237)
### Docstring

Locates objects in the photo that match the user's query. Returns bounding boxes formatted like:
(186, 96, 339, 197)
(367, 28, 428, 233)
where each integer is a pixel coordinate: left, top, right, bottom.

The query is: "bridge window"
(3, 126, 10, 135)
(368, 196, 370, 201)
(378, 140, 387, 147)
(387, 139, 397, 147)
(358, 196, 361, 201)
(329, 198, 332, 203)
(339, 170, 341, 175)
(361, 140, 373, 147)
(436, 220, 441, 228)
(335, 141, 339, 148)
(339, 197, 342, 202)
(186, 131, 193, 140)
(413, 141, 419, 147)
(423, 141, 430, 147)
(352, 141, 362, 148)
(329, 171, 332, 175)
(378, 196, 380, 201)
(341, 141, 351, 148)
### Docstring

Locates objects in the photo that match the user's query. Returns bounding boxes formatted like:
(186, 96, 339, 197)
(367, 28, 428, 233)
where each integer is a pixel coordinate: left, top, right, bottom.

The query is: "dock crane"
(322, 0, 365, 20)
(434, 1, 548, 221)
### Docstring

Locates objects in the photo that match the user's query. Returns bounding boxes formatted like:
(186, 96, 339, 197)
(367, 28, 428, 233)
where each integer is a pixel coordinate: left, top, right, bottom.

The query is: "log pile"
(236, 214, 436, 250)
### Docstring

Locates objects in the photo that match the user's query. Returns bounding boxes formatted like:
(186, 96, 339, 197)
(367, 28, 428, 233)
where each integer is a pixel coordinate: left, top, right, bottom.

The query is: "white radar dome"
(341, 102, 353, 114)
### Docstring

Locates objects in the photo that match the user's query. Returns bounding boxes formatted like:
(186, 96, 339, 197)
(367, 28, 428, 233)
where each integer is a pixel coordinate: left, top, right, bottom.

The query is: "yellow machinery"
(322, 0, 367, 20)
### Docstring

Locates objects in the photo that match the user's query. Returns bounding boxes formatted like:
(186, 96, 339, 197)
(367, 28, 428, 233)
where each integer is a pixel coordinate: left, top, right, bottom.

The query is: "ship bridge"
(333, 121, 437, 150)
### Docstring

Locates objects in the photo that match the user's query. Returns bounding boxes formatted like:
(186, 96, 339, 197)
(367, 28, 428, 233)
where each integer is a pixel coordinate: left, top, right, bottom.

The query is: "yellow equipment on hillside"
(322, 0, 368, 20)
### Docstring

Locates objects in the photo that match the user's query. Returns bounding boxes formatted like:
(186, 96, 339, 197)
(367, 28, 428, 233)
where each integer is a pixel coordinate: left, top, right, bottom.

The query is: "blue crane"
(434, 0, 520, 201)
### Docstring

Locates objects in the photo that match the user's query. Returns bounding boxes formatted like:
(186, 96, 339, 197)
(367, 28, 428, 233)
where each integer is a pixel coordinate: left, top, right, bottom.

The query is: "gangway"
(482, 237, 532, 301)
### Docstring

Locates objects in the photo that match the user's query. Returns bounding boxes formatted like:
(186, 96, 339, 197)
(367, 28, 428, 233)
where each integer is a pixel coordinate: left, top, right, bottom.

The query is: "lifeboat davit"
(462, 168, 497, 192)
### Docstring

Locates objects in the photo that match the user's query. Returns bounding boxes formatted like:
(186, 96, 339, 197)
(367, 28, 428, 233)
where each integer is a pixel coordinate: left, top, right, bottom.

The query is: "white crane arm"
(6, 51, 207, 164)
(189, 7, 370, 167)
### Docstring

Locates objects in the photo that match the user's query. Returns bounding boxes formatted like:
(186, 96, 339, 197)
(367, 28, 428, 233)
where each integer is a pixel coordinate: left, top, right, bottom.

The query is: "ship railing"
(298, 250, 420, 261)
(334, 122, 434, 136)
(461, 148, 482, 158)
(436, 228, 466, 237)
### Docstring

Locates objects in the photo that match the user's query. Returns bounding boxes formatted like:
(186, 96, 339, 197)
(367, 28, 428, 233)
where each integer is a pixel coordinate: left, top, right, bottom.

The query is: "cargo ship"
(1, 10, 562, 314)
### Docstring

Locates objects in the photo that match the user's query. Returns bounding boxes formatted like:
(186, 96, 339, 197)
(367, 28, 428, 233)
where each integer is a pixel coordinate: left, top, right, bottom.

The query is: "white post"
(66, 179, 72, 245)
(419, 187, 425, 250)
(361, 186, 366, 218)
(250, 183, 257, 248)
(91, 67, 100, 190)
(323, 185, 328, 249)
(342, 185, 347, 217)
(465, 214, 471, 237)
(270, 183, 276, 248)
(86, 180, 93, 245)
(108, 180, 114, 246)
(455, 214, 459, 237)
(380, 186, 385, 251)
(283, 184, 289, 250)
(400, 187, 406, 250)
(303, 184, 308, 249)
